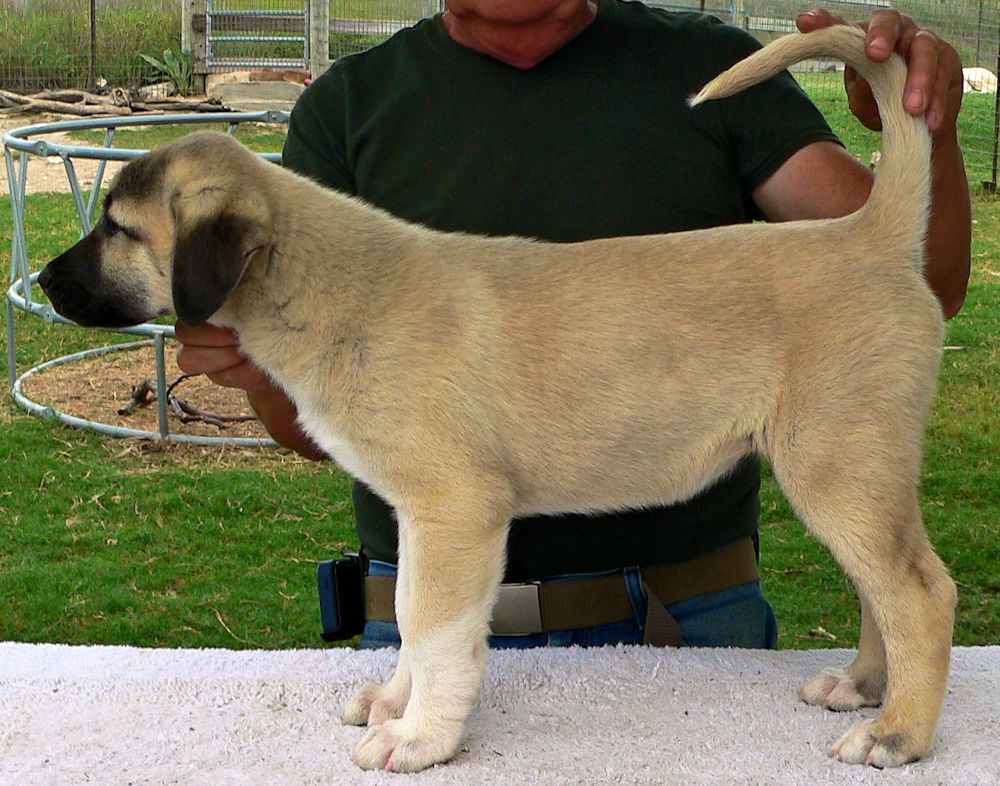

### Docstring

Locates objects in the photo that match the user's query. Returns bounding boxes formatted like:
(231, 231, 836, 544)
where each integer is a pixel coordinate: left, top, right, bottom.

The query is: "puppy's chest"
(235, 329, 369, 474)
(293, 394, 377, 488)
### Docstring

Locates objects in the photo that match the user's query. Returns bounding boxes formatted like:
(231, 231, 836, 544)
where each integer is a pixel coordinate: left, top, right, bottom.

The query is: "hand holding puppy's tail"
(690, 25, 931, 271)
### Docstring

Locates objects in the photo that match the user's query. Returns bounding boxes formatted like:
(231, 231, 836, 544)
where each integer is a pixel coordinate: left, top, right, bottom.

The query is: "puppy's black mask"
(39, 223, 150, 329)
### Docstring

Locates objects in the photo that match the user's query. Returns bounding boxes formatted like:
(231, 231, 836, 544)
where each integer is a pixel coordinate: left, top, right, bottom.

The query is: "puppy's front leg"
(351, 497, 509, 773)
(343, 646, 412, 727)
(344, 540, 416, 728)
(800, 590, 887, 710)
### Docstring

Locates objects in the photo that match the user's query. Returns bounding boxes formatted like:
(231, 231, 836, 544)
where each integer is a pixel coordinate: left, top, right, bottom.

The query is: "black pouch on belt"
(317, 551, 366, 641)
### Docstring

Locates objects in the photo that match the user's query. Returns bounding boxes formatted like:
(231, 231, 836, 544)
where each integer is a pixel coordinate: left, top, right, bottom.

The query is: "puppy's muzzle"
(39, 235, 149, 329)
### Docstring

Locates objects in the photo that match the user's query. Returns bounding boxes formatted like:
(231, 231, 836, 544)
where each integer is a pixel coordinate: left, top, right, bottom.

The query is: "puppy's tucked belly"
(510, 435, 755, 517)
(289, 370, 759, 522)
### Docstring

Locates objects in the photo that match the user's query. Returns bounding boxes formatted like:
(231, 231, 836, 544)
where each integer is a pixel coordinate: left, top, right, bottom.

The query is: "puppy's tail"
(690, 25, 931, 270)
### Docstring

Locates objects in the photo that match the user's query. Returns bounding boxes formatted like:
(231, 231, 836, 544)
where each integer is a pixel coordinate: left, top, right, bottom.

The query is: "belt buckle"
(490, 581, 543, 636)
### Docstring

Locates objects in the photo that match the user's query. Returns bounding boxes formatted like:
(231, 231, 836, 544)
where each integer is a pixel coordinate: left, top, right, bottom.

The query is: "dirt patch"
(20, 339, 273, 442)
(1, 112, 127, 196)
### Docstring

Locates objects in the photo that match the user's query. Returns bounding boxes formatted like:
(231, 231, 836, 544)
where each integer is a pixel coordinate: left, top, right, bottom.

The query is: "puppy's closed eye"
(105, 214, 123, 233)
(102, 213, 140, 241)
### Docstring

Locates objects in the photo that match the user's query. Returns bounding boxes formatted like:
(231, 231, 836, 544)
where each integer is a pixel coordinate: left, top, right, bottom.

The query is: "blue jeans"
(359, 560, 778, 650)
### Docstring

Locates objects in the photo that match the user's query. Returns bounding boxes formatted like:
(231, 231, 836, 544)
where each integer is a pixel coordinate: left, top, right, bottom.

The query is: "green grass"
(0, 418, 358, 648)
(796, 72, 1000, 189)
(1, 178, 998, 651)
(0, 0, 179, 92)
(64, 122, 288, 154)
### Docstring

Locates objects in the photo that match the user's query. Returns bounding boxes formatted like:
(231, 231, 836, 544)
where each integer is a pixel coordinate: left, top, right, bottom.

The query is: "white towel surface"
(0, 642, 996, 785)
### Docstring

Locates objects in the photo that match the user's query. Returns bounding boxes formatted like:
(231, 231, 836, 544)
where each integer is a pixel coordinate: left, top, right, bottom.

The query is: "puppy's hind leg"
(769, 405, 956, 767)
(351, 487, 510, 773)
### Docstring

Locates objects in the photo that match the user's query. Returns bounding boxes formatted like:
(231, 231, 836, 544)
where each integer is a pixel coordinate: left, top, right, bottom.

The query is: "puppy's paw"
(352, 718, 462, 772)
(343, 681, 408, 727)
(800, 667, 882, 711)
(829, 719, 924, 768)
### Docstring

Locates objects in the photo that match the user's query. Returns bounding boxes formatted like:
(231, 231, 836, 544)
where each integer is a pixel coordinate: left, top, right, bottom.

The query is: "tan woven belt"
(364, 537, 759, 643)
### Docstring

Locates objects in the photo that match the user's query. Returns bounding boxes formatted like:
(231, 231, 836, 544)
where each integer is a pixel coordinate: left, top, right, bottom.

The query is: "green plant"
(139, 47, 194, 96)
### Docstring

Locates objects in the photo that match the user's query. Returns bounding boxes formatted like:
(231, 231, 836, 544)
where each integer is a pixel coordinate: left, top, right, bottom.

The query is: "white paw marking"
(828, 719, 916, 768)
(343, 681, 408, 727)
(800, 667, 880, 711)
(352, 718, 462, 772)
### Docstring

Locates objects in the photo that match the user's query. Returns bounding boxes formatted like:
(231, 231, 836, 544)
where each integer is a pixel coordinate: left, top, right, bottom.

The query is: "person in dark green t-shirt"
(174, 2, 970, 650)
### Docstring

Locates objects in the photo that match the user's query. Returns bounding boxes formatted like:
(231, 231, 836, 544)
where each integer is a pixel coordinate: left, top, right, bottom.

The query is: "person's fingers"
(843, 65, 882, 131)
(861, 9, 904, 61)
(173, 321, 240, 348)
(795, 8, 848, 33)
(926, 40, 964, 135)
(900, 28, 941, 117)
(175, 342, 243, 376)
(173, 320, 274, 392)
(205, 359, 275, 393)
(175, 345, 275, 393)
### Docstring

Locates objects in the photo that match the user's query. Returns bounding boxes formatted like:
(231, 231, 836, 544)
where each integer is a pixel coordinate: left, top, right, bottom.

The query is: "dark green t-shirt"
(282, 1, 839, 581)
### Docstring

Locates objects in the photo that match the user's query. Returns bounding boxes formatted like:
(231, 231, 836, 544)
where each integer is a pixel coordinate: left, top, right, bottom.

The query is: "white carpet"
(0, 643, 996, 786)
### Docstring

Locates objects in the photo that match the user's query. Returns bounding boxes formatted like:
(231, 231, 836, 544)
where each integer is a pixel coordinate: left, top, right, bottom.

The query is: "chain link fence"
(1, 1, 998, 184)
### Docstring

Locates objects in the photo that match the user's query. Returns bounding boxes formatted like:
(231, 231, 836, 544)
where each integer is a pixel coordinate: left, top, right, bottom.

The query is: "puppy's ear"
(172, 213, 264, 327)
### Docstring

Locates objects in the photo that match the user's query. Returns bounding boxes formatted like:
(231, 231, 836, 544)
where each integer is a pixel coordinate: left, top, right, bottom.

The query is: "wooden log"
(0, 87, 222, 117)
(0, 89, 29, 106)
(10, 97, 133, 116)
(140, 100, 225, 112)
(30, 89, 119, 106)
(32, 90, 83, 103)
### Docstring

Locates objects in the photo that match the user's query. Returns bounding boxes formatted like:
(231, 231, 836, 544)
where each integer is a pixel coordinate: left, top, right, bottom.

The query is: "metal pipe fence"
(3, 111, 286, 445)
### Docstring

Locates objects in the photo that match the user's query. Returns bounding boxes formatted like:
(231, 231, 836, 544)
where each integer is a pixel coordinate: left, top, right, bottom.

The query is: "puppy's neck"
(210, 181, 412, 419)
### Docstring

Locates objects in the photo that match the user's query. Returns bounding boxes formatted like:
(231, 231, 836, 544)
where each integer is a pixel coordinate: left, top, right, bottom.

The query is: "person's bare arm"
(174, 322, 328, 460)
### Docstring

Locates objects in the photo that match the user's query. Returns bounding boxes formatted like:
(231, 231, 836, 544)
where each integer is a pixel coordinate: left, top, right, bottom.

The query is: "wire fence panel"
(205, 0, 308, 71)
(0, 0, 178, 93)
(328, 1, 441, 59)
